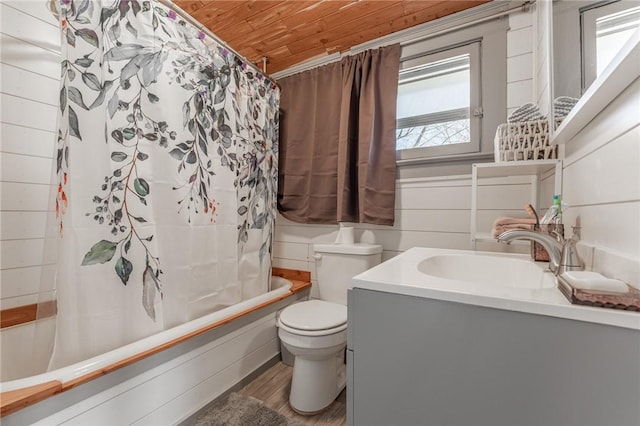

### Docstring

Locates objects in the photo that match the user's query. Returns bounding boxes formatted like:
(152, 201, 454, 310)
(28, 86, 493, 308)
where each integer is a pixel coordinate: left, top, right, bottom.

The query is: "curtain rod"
(156, 0, 276, 85)
(47, 0, 275, 85)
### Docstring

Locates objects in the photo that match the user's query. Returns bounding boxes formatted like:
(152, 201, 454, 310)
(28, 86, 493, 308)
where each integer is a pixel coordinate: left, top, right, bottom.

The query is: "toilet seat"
(279, 300, 347, 336)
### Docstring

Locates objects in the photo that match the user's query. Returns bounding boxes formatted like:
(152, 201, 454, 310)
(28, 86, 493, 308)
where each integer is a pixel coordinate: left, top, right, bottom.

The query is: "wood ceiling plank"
(251, 44, 295, 67)
(201, 1, 285, 32)
(246, 1, 318, 29)
(212, 20, 256, 45)
(245, 21, 326, 61)
(174, 1, 207, 14)
(278, 1, 354, 29)
(228, 10, 329, 52)
(285, 1, 405, 55)
(286, 0, 487, 60)
(219, 12, 295, 45)
(173, 0, 492, 74)
(182, 2, 241, 24)
(326, 0, 489, 53)
(319, 1, 404, 30)
(395, 0, 489, 30)
(400, 0, 449, 15)
(265, 47, 331, 73)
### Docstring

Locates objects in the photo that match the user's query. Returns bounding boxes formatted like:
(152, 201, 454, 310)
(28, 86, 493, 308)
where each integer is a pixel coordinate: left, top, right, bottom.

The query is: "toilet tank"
(313, 243, 382, 305)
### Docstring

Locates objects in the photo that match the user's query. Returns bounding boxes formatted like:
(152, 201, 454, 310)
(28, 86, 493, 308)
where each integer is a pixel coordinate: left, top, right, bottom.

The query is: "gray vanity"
(346, 248, 640, 426)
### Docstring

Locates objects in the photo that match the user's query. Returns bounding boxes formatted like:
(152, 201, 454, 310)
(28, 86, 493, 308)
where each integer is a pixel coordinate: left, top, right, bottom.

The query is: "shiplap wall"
(0, 1, 60, 310)
(533, 0, 552, 117)
(273, 11, 540, 298)
(562, 78, 640, 290)
(0, 1, 60, 382)
(274, 175, 540, 298)
(507, 7, 534, 116)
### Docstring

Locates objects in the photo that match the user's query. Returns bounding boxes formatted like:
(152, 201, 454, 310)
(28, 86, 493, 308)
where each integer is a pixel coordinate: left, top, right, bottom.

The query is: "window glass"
(595, 6, 640, 76)
(581, 1, 639, 92)
(397, 55, 470, 119)
(397, 54, 470, 150)
(396, 42, 480, 159)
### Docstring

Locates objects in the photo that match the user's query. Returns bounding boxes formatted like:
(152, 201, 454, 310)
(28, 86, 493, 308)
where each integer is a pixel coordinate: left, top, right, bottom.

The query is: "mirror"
(553, 0, 640, 100)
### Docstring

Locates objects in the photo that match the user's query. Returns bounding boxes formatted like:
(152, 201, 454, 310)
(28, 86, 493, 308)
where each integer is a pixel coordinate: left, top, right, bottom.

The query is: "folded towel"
(491, 217, 536, 238)
(493, 217, 536, 226)
(507, 103, 545, 123)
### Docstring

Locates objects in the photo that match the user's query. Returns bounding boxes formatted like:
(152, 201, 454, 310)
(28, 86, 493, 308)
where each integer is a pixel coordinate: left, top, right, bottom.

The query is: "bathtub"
(1, 274, 309, 425)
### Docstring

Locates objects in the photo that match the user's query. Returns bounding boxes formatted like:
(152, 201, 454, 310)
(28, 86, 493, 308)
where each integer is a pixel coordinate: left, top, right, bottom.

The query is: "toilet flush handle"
(312, 253, 322, 261)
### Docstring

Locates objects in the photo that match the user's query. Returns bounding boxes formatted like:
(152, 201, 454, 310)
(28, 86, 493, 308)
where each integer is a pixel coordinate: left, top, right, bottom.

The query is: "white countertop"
(352, 247, 640, 331)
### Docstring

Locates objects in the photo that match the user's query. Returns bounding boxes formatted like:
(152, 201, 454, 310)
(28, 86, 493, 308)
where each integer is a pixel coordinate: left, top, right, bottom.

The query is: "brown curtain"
(278, 44, 401, 226)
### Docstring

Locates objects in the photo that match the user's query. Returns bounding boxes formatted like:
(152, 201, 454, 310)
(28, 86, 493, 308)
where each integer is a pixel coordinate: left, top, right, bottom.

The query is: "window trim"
(396, 41, 481, 160)
(581, 0, 640, 93)
(391, 18, 507, 176)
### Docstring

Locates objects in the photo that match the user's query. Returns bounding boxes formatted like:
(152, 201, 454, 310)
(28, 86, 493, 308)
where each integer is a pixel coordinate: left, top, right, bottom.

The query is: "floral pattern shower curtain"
(50, 0, 279, 368)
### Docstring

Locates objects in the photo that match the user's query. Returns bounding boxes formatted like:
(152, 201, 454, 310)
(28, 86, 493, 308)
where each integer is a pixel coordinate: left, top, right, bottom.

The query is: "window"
(394, 19, 507, 168)
(581, 1, 640, 92)
(397, 43, 480, 159)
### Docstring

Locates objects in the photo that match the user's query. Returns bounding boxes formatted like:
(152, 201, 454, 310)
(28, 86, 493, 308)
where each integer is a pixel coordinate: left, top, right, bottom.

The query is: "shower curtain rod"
(46, 0, 276, 84)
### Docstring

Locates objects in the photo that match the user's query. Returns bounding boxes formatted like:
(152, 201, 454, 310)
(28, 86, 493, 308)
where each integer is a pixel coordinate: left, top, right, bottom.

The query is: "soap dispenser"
(557, 226, 585, 276)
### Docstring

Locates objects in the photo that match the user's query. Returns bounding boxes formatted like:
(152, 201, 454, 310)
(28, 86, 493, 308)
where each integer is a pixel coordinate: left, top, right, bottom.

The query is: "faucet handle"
(570, 226, 581, 240)
(557, 226, 585, 275)
(550, 229, 564, 243)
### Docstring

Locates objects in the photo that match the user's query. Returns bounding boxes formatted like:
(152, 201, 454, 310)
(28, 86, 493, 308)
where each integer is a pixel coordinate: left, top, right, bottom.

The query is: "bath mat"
(190, 392, 304, 426)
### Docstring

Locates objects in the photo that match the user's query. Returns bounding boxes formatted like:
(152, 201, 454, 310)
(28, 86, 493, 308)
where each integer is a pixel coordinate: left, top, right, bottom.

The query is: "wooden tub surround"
(0, 300, 57, 329)
(0, 270, 311, 417)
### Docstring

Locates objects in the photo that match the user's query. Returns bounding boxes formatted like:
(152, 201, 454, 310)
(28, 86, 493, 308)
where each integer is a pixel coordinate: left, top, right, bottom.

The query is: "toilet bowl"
(278, 299, 347, 414)
(277, 241, 382, 414)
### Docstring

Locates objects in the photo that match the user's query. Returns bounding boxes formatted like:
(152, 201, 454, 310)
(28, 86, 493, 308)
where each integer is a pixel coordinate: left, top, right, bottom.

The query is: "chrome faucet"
(497, 229, 564, 273)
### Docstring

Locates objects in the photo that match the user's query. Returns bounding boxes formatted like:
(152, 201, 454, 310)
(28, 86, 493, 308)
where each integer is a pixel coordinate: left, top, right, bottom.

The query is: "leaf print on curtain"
(51, 0, 280, 369)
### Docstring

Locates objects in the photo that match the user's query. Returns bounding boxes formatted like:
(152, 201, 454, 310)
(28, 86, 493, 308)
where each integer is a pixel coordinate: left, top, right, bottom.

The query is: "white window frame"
(393, 19, 507, 173)
(581, 0, 640, 93)
(397, 41, 481, 160)
(554, 0, 639, 98)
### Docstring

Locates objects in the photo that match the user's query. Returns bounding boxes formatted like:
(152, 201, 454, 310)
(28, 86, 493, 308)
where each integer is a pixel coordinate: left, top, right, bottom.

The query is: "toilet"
(277, 242, 382, 414)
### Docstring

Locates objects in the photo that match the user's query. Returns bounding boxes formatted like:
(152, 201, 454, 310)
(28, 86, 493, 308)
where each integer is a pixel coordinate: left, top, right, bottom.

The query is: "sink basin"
(417, 254, 555, 289)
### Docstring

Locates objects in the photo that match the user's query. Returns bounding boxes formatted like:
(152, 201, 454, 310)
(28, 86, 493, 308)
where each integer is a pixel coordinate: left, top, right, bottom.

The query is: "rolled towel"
(491, 217, 536, 238)
(507, 103, 545, 123)
(553, 96, 579, 118)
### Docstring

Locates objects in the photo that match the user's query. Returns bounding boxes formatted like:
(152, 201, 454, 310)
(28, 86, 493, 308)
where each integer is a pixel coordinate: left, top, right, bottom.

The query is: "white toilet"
(277, 242, 382, 414)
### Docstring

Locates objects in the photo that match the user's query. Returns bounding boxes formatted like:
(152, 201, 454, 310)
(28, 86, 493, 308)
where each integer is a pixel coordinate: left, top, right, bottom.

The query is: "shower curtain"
(50, 0, 279, 369)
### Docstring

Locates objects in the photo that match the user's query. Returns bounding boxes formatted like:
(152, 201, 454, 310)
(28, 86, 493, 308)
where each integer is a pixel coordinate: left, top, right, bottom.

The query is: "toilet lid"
(279, 300, 347, 331)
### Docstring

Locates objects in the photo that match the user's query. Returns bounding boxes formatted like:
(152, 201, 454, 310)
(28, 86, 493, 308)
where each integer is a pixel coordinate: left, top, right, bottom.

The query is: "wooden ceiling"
(173, 0, 490, 75)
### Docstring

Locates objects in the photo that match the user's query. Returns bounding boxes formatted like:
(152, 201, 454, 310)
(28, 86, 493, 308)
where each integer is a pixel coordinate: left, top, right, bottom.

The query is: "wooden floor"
(239, 361, 347, 426)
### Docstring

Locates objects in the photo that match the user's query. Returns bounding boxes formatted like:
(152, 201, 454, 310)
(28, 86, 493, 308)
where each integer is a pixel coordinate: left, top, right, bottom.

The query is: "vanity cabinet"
(470, 159, 562, 250)
(346, 286, 640, 426)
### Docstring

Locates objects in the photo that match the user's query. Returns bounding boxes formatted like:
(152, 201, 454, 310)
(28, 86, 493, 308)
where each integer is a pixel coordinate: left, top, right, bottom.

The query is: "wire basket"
(495, 119, 558, 162)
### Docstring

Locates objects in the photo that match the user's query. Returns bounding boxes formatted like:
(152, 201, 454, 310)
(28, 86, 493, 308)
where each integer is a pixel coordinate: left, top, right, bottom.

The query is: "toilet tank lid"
(313, 243, 383, 255)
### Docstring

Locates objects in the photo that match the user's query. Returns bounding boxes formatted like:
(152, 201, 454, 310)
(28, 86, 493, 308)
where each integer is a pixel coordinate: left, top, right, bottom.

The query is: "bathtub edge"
(0, 276, 311, 418)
